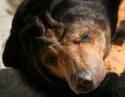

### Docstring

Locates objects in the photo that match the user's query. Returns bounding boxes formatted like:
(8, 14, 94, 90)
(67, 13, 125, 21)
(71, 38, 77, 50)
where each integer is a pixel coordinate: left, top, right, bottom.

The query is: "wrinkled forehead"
(36, 1, 109, 46)
(52, 1, 107, 23)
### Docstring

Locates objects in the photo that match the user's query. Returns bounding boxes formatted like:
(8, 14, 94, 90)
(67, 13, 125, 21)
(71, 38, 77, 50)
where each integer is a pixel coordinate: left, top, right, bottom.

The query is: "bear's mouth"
(66, 68, 106, 94)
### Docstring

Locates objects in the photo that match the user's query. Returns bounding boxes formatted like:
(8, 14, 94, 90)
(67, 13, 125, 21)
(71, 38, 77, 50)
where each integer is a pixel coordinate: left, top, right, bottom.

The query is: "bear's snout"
(75, 70, 93, 92)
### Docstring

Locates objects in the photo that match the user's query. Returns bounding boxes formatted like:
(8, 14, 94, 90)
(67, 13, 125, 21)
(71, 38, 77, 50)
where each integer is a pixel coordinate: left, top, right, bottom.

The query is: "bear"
(2, 0, 125, 97)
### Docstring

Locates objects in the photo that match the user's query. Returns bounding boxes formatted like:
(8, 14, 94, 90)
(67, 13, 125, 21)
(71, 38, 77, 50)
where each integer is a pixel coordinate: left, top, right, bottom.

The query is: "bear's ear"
(2, 0, 38, 69)
(2, 0, 40, 69)
(2, 15, 45, 69)
(2, 3, 26, 69)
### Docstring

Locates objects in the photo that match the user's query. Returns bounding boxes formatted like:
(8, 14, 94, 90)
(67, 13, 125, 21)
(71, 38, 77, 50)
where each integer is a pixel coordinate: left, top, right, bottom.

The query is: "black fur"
(2, 0, 125, 97)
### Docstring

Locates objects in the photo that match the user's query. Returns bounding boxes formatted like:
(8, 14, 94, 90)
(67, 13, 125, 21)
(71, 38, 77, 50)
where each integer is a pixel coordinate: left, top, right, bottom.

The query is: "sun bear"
(2, 0, 125, 97)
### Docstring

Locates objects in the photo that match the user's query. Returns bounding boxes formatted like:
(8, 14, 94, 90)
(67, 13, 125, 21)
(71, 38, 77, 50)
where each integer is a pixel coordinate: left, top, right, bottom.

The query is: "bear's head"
(2, 0, 121, 95)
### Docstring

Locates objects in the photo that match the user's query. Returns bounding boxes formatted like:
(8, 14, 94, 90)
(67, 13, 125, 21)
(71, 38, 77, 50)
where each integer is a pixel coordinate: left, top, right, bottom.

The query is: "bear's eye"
(82, 32, 90, 43)
(45, 55, 56, 65)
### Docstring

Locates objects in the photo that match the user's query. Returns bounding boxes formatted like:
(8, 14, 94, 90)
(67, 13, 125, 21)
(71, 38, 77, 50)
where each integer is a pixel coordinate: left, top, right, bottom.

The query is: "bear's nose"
(76, 70, 93, 90)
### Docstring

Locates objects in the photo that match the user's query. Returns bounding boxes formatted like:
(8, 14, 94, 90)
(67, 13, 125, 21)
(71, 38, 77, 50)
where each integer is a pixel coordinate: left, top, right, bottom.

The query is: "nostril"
(77, 70, 93, 89)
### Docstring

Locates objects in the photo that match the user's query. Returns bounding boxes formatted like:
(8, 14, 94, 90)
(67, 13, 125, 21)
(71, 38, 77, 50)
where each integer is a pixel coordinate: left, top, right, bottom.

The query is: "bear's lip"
(69, 79, 100, 95)
(72, 80, 97, 94)
(76, 84, 95, 94)
(70, 84, 96, 95)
